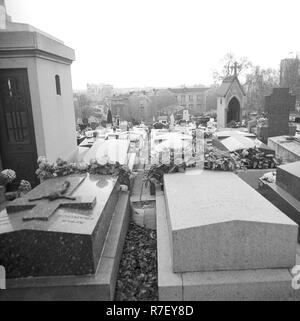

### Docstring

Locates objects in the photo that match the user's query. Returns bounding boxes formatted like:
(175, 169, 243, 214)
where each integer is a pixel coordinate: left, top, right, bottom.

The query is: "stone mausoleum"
(0, 1, 77, 187)
(217, 64, 246, 128)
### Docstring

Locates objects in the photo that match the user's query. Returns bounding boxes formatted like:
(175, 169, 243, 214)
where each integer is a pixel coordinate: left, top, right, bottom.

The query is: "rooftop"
(168, 87, 210, 94)
(216, 75, 246, 97)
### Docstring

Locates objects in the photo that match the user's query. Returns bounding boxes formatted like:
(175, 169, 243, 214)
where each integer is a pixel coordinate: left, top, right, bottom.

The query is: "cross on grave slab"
(6, 176, 96, 222)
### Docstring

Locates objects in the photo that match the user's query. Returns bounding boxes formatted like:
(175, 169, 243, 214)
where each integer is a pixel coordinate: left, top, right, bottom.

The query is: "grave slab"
(0, 174, 119, 278)
(276, 161, 300, 201)
(157, 189, 295, 301)
(95, 140, 129, 165)
(0, 191, 130, 301)
(182, 268, 293, 301)
(268, 136, 300, 163)
(156, 194, 183, 301)
(164, 171, 297, 273)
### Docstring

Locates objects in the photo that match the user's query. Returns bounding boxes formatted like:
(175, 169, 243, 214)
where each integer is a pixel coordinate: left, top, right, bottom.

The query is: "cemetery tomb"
(82, 139, 130, 165)
(216, 71, 246, 129)
(0, 173, 130, 300)
(276, 162, 300, 201)
(96, 140, 129, 165)
(268, 136, 300, 163)
(164, 171, 297, 272)
(213, 135, 274, 154)
(157, 169, 298, 300)
(259, 161, 300, 242)
(213, 130, 256, 140)
(0, 15, 77, 187)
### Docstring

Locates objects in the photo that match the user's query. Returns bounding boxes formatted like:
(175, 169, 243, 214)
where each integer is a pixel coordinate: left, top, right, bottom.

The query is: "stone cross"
(230, 61, 241, 77)
(6, 176, 96, 222)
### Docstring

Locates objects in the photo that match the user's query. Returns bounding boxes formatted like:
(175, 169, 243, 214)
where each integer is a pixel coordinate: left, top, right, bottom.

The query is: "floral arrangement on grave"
(204, 147, 279, 171)
(204, 148, 246, 172)
(144, 163, 186, 194)
(17, 180, 32, 198)
(235, 148, 279, 169)
(0, 169, 16, 188)
(35, 157, 132, 187)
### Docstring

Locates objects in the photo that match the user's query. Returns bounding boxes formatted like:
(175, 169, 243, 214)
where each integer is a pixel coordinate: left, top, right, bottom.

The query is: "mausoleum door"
(0, 69, 38, 189)
(227, 97, 240, 124)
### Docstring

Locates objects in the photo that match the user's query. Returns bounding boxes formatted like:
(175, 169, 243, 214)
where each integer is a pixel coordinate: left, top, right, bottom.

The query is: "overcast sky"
(6, 0, 300, 90)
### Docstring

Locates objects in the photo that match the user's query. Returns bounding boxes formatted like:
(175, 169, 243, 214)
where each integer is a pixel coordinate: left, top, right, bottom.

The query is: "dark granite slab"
(6, 176, 96, 222)
(259, 179, 300, 241)
(277, 161, 300, 201)
(0, 191, 130, 301)
(0, 174, 119, 279)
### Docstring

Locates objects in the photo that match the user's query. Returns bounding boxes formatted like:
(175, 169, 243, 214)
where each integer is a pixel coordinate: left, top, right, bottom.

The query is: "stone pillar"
(217, 97, 226, 128)
(0, 0, 6, 30)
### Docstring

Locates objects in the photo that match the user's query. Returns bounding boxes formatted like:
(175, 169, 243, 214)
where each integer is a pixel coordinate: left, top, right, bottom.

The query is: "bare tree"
(212, 53, 253, 85)
(211, 53, 279, 113)
(244, 66, 279, 112)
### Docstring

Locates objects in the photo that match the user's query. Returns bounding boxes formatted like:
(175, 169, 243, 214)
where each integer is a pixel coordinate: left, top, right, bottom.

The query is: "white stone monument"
(0, 5, 77, 185)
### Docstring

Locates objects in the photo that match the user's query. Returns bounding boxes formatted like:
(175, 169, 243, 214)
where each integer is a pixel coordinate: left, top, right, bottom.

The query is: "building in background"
(86, 83, 114, 101)
(168, 87, 210, 115)
(82, 86, 212, 124)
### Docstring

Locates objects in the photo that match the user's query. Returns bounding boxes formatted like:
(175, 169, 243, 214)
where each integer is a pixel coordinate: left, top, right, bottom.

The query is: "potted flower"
(143, 163, 186, 195)
(0, 169, 16, 203)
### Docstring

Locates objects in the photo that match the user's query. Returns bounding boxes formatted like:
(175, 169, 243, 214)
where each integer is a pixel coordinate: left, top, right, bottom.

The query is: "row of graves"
(0, 9, 299, 300)
(143, 123, 300, 300)
(2, 121, 298, 301)
(143, 76, 300, 300)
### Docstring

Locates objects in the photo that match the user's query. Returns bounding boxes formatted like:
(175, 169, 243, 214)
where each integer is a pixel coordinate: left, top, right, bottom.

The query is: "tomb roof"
(217, 75, 246, 97)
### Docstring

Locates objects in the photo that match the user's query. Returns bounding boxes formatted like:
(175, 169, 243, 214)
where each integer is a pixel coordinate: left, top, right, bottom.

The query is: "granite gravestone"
(164, 171, 297, 273)
(276, 162, 300, 201)
(157, 170, 298, 300)
(265, 88, 296, 138)
(0, 174, 119, 279)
